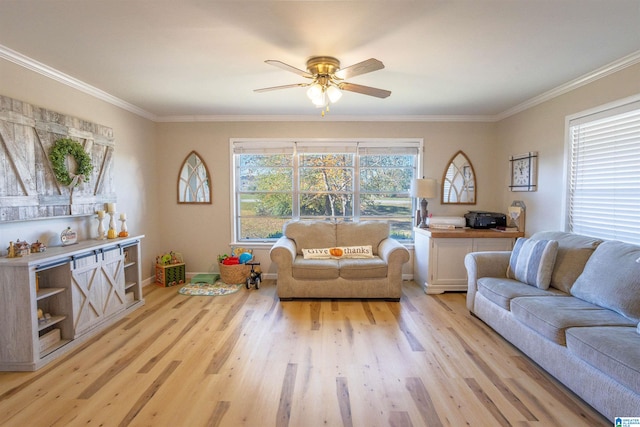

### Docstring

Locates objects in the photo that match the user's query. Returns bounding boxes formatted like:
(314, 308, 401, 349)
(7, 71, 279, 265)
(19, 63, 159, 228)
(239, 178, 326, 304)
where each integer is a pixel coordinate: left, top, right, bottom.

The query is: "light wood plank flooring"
(0, 280, 609, 426)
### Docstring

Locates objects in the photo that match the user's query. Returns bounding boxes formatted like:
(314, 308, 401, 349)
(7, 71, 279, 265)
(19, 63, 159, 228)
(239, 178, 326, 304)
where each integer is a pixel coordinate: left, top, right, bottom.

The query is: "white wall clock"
(509, 152, 538, 192)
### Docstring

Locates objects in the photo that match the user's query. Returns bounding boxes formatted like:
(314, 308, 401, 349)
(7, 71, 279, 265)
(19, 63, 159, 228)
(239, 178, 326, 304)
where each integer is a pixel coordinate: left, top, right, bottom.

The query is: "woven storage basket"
(219, 262, 250, 284)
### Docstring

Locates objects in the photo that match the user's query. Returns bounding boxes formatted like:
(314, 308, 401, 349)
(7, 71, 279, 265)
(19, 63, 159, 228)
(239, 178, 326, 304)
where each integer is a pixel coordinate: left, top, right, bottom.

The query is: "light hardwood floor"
(0, 280, 609, 427)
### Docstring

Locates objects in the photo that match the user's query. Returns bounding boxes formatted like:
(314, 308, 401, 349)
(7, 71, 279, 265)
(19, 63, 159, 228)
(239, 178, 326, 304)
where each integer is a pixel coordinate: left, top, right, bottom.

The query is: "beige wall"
(0, 59, 161, 281)
(496, 62, 640, 235)
(156, 121, 499, 275)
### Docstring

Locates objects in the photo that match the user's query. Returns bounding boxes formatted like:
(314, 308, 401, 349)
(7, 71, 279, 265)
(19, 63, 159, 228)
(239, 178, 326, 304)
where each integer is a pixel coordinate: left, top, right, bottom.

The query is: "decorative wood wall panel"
(0, 95, 115, 221)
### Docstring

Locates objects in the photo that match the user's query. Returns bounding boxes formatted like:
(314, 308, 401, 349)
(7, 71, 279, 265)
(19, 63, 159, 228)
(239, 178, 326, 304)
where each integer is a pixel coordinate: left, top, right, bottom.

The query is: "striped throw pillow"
(507, 238, 559, 289)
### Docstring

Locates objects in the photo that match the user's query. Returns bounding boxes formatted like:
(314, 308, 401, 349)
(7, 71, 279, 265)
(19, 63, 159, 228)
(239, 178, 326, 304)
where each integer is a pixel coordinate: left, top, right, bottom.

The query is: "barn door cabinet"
(413, 228, 523, 294)
(0, 236, 144, 371)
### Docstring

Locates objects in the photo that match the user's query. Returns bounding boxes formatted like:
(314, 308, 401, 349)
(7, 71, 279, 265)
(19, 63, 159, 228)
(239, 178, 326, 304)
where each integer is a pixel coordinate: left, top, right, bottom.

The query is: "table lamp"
(411, 178, 437, 228)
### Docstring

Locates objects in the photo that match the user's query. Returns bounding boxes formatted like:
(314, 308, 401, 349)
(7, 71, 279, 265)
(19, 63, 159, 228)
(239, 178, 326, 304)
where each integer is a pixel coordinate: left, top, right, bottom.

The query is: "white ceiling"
(1, 0, 639, 120)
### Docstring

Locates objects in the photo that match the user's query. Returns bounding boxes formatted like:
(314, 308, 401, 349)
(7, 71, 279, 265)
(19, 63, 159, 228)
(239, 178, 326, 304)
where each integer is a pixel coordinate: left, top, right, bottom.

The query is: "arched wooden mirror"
(177, 151, 212, 204)
(441, 150, 476, 204)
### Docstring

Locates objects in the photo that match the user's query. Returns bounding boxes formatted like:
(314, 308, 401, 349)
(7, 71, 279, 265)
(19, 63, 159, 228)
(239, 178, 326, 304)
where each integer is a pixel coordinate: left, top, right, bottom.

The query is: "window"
(566, 96, 640, 244)
(232, 139, 422, 243)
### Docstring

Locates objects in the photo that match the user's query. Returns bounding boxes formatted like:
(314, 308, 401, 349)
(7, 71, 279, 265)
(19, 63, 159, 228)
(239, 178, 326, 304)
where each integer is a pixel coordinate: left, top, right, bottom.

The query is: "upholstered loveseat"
(270, 220, 410, 300)
(465, 231, 640, 420)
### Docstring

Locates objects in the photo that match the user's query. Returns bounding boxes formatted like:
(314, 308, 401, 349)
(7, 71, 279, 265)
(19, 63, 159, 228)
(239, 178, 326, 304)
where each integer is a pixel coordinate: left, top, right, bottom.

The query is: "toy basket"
(219, 262, 251, 284)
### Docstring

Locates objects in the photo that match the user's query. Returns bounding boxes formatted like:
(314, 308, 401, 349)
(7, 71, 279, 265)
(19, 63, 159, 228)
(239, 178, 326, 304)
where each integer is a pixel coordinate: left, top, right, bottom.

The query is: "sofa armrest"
(269, 236, 297, 268)
(464, 251, 511, 312)
(378, 238, 410, 265)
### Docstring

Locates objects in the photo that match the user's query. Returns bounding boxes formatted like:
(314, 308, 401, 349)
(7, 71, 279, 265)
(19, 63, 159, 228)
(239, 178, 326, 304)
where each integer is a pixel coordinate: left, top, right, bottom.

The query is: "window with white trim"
(232, 139, 422, 243)
(566, 96, 640, 244)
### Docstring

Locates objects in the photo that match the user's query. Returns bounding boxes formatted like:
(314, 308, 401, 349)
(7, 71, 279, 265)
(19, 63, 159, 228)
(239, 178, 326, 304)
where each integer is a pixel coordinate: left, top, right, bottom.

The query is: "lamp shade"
(306, 83, 323, 100)
(410, 178, 437, 198)
(326, 85, 342, 103)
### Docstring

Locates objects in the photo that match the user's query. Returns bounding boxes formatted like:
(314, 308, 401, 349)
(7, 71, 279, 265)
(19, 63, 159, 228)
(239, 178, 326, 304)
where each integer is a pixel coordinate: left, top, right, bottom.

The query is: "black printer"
(464, 211, 507, 229)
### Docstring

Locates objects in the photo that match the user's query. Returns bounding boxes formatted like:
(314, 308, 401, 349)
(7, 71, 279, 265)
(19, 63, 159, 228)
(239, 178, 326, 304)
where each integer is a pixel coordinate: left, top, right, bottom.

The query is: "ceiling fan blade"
(265, 60, 313, 78)
(339, 82, 391, 99)
(254, 83, 309, 93)
(335, 58, 384, 80)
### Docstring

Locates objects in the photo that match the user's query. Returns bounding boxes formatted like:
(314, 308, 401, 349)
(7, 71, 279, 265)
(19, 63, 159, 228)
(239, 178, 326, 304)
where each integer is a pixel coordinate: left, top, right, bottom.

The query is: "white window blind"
(568, 99, 640, 244)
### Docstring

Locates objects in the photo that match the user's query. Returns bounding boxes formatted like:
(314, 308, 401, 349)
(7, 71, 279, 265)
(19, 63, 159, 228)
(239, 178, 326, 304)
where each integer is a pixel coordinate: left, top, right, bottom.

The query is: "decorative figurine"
(7, 241, 17, 258)
(15, 240, 30, 256)
(96, 210, 106, 240)
(107, 208, 117, 239)
(61, 227, 77, 246)
(118, 212, 129, 237)
(30, 241, 46, 253)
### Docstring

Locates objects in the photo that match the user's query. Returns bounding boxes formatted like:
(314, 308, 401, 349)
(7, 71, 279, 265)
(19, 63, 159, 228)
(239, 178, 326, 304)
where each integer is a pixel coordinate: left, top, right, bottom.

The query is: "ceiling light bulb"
(311, 91, 327, 107)
(326, 85, 342, 103)
(306, 83, 323, 101)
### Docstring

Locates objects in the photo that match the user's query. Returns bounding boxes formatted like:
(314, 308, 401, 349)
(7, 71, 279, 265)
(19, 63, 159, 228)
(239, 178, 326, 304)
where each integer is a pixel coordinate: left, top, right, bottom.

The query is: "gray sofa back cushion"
(336, 221, 390, 256)
(531, 231, 603, 293)
(570, 240, 640, 322)
(284, 220, 336, 255)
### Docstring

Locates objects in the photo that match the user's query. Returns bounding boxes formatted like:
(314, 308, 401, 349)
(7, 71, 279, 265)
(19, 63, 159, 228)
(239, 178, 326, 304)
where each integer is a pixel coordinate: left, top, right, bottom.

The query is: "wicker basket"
(219, 262, 251, 284)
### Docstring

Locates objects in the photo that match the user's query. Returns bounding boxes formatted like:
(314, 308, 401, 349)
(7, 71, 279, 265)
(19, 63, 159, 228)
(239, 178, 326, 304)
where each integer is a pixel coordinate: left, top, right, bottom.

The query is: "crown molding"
(0, 44, 158, 121)
(495, 49, 640, 121)
(155, 114, 495, 123)
(3, 43, 638, 124)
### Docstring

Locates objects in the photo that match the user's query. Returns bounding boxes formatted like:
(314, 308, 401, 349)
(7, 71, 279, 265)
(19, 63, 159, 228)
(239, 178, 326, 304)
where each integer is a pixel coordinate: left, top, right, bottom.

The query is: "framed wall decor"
(509, 152, 538, 192)
(0, 95, 116, 221)
(441, 150, 476, 204)
(177, 151, 211, 204)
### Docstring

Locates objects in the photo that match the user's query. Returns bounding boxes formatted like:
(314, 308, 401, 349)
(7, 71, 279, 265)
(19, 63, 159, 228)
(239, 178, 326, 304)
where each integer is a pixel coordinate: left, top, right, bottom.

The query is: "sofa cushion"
(339, 257, 388, 279)
(566, 326, 640, 393)
(531, 231, 603, 293)
(477, 277, 566, 310)
(291, 258, 339, 280)
(507, 238, 558, 289)
(336, 221, 390, 256)
(570, 240, 640, 322)
(510, 296, 636, 345)
(284, 220, 336, 255)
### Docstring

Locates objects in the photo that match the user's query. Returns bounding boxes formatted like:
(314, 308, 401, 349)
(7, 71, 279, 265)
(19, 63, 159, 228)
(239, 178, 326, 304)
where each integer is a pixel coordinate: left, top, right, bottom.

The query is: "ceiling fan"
(254, 56, 391, 116)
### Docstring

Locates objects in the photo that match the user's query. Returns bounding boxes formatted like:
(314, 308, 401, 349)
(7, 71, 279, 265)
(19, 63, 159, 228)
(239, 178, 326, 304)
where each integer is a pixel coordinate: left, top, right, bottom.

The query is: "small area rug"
(178, 281, 241, 296)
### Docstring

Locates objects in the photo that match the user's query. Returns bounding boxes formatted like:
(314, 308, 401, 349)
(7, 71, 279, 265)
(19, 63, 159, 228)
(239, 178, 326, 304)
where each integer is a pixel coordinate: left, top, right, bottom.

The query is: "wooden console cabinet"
(414, 228, 523, 294)
(0, 236, 145, 371)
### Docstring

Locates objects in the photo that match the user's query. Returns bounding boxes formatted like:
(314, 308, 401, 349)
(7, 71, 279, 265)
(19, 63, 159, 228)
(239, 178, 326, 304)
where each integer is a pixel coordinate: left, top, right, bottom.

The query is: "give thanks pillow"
(302, 246, 374, 259)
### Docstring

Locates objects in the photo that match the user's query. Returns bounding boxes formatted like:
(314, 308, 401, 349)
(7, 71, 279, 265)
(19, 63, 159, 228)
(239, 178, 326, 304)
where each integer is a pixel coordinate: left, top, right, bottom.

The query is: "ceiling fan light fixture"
(257, 56, 389, 116)
(326, 84, 342, 103)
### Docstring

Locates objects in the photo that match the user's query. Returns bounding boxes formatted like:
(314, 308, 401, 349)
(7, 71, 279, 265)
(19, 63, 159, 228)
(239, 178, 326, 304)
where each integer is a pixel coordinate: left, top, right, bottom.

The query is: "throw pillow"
(570, 240, 640, 322)
(301, 248, 332, 259)
(336, 245, 374, 258)
(507, 238, 559, 289)
(302, 246, 374, 260)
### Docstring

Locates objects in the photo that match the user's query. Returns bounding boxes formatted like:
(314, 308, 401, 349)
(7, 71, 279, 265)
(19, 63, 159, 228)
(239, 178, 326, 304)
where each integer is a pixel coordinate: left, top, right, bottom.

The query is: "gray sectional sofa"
(270, 220, 410, 300)
(465, 231, 640, 420)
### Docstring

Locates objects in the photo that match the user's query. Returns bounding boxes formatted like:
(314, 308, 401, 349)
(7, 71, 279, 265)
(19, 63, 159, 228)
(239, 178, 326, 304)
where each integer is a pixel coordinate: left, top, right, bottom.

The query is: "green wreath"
(50, 138, 93, 186)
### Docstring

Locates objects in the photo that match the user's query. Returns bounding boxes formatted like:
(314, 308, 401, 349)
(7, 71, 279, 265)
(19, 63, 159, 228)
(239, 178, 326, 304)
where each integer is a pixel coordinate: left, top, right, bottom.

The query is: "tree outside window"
(233, 140, 421, 242)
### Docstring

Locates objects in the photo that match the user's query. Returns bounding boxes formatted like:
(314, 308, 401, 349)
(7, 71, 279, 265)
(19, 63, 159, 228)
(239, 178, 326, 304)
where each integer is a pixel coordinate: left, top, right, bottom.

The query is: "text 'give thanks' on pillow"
(302, 246, 374, 259)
